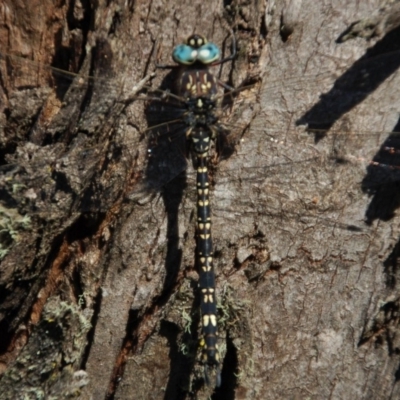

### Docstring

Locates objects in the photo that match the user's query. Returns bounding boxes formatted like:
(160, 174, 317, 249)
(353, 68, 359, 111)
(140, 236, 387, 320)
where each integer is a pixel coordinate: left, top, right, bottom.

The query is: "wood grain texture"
(1, 0, 400, 399)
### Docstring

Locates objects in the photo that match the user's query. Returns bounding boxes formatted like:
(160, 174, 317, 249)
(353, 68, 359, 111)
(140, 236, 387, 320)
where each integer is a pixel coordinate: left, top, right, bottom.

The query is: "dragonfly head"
(172, 34, 221, 65)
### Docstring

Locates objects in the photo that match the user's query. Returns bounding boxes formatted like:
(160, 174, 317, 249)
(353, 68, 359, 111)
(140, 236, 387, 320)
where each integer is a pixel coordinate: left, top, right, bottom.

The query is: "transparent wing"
(1, 47, 400, 253)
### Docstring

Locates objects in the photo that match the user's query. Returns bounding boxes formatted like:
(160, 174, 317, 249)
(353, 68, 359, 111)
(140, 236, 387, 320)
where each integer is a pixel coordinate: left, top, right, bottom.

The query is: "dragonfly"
(1, 32, 400, 390)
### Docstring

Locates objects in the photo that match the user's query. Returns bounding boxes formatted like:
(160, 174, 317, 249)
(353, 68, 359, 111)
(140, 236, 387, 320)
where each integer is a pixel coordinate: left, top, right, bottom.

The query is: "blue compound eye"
(196, 43, 220, 64)
(172, 44, 197, 65)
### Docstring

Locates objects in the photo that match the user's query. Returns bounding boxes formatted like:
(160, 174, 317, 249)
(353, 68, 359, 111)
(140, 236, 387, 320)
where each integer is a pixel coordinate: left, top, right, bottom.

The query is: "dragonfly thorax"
(181, 97, 219, 130)
(177, 68, 219, 99)
(177, 68, 219, 130)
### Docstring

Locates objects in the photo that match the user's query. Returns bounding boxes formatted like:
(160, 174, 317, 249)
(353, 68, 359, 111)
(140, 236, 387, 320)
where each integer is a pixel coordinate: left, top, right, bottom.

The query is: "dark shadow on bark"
(212, 334, 238, 400)
(141, 67, 201, 395)
(296, 26, 400, 143)
(395, 363, 400, 382)
(160, 172, 185, 293)
(160, 320, 189, 400)
(383, 238, 400, 289)
(141, 67, 188, 194)
(143, 67, 187, 293)
(381, 237, 400, 383)
(361, 116, 400, 224)
(160, 317, 195, 399)
(358, 296, 400, 390)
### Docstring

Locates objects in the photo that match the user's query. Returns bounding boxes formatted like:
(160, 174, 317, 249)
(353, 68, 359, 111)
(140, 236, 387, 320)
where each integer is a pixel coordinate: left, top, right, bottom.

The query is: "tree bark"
(1, 0, 400, 399)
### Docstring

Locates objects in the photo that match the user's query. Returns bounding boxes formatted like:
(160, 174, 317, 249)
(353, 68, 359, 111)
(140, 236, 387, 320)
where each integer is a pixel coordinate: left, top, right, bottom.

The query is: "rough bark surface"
(1, 0, 400, 399)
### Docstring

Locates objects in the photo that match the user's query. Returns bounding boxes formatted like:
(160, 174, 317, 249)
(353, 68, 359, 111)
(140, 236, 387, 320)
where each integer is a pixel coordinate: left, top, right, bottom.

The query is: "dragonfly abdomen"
(192, 127, 220, 370)
(172, 33, 229, 385)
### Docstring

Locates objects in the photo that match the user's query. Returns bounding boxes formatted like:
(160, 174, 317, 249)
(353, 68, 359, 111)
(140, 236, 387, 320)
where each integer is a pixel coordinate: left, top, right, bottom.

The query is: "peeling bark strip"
(2, 0, 400, 399)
